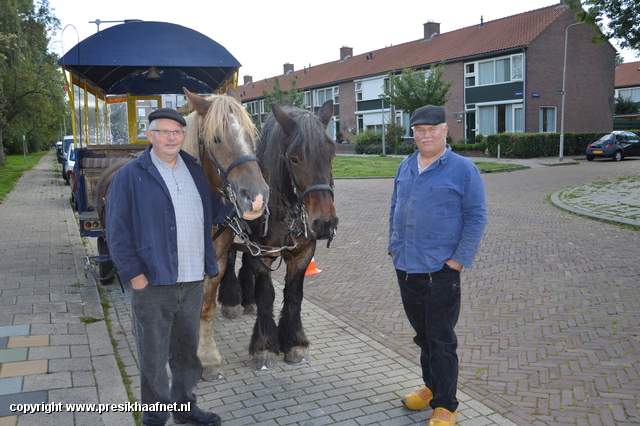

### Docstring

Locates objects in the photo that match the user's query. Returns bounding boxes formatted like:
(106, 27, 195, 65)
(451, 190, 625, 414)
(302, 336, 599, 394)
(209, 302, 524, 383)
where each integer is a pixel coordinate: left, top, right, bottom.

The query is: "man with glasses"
(388, 105, 487, 426)
(107, 108, 227, 426)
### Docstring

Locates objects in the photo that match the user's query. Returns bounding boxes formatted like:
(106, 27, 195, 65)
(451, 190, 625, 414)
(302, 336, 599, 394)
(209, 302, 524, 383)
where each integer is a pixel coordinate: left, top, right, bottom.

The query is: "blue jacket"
(105, 146, 227, 285)
(388, 146, 488, 273)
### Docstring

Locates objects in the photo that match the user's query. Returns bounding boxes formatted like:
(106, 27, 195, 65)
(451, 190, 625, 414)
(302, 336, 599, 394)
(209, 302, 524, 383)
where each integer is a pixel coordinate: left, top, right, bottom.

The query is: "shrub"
(485, 132, 601, 158)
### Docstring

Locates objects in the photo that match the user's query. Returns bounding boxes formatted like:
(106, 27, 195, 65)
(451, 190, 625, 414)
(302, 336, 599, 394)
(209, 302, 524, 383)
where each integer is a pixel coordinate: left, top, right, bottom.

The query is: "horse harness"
(201, 133, 336, 268)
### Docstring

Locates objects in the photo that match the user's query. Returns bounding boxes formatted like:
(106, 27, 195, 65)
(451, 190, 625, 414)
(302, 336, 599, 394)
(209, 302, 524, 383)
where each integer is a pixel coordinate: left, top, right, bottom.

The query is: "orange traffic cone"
(305, 257, 322, 276)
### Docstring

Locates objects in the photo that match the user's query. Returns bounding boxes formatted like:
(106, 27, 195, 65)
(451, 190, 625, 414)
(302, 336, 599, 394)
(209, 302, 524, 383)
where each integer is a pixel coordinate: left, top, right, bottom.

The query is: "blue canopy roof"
(58, 21, 241, 95)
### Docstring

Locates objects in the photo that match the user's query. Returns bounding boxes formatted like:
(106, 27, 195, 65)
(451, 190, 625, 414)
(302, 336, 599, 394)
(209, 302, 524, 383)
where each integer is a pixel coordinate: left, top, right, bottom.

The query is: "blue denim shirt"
(106, 146, 228, 285)
(388, 146, 487, 273)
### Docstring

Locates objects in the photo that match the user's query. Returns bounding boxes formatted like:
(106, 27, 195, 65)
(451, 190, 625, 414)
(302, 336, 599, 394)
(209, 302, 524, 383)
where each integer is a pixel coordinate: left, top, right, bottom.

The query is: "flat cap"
(410, 105, 446, 127)
(148, 108, 187, 127)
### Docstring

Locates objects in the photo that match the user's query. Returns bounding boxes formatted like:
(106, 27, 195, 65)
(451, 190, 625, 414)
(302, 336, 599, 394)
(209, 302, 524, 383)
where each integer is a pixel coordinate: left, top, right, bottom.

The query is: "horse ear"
(318, 100, 334, 127)
(225, 86, 240, 102)
(183, 87, 211, 117)
(271, 103, 296, 137)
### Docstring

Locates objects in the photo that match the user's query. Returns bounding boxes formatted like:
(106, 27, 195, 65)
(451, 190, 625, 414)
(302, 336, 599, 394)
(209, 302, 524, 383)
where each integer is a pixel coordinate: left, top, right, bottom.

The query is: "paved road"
(304, 156, 640, 425)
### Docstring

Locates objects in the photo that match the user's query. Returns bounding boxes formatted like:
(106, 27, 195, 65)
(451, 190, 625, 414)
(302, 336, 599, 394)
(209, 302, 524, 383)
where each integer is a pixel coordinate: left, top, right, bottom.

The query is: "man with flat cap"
(388, 105, 487, 426)
(107, 108, 227, 426)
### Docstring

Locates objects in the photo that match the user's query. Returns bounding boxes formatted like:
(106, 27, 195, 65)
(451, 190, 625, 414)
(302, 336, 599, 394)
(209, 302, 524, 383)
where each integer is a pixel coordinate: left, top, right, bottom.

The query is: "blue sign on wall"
(532, 93, 540, 98)
(515, 91, 523, 97)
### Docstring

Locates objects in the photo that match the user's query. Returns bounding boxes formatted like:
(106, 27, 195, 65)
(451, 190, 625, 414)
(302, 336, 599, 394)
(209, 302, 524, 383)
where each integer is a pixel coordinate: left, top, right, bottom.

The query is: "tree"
(566, 0, 640, 53)
(0, 0, 66, 166)
(381, 63, 453, 118)
(614, 95, 640, 115)
(262, 76, 306, 113)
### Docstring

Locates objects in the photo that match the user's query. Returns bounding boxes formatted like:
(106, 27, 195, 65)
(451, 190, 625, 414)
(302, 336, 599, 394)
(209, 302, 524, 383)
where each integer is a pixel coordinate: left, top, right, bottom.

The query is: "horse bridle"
(198, 134, 269, 242)
(284, 150, 336, 247)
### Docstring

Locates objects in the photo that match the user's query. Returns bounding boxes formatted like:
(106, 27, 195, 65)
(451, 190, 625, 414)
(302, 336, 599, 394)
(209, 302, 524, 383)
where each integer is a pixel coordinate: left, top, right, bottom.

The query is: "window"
(478, 103, 524, 136)
(165, 101, 173, 108)
(303, 92, 311, 109)
(138, 108, 146, 117)
(356, 82, 363, 101)
(315, 87, 338, 106)
(539, 107, 557, 133)
(245, 101, 258, 116)
(475, 54, 523, 86)
(465, 63, 476, 87)
(617, 88, 640, 102)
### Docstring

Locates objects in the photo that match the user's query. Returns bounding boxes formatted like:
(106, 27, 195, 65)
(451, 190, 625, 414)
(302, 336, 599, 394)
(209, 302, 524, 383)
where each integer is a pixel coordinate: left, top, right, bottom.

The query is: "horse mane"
(257, 106, 336, 200)
(182, 93, 258, 163)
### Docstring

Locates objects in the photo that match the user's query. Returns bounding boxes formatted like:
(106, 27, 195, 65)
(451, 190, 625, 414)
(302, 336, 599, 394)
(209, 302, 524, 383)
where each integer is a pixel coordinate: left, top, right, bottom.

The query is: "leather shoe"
(428, 407, 457, 426)
(401, 386, 433, 410)
(173, 407, 221, 426)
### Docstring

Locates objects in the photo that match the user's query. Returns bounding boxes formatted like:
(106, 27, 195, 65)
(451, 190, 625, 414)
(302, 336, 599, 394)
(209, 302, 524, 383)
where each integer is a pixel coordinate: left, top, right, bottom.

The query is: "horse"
(95, 86, 269, 381)
(217, 100, 339, 370)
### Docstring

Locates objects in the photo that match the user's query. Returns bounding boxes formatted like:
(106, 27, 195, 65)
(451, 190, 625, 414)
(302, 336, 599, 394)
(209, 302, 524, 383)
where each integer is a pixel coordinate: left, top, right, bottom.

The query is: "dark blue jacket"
(105, 146, 227, 285)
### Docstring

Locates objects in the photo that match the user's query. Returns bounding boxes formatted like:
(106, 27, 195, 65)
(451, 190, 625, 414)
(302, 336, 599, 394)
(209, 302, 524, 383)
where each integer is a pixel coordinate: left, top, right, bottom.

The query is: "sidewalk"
(0, 151, 134, 426)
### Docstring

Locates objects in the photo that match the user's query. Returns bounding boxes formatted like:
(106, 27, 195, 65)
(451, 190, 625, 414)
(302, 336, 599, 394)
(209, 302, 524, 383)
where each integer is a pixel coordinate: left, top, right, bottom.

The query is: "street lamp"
(559, 22, 583, 162)
(379, 95, 387, 156)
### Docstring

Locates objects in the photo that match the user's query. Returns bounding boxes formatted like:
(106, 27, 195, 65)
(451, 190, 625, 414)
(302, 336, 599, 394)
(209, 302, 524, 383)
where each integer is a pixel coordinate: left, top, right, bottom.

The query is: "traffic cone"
(305, 257, 322, 276)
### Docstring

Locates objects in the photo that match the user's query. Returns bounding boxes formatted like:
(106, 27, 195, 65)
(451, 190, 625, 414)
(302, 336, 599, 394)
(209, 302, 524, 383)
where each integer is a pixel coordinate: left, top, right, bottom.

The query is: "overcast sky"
(48, 0, 638, 81)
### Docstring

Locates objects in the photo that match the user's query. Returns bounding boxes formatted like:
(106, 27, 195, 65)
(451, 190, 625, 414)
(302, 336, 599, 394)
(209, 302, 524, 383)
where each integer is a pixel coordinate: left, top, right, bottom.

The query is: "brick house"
(238, 3, 616, 143)
(614, 61, 640, 129)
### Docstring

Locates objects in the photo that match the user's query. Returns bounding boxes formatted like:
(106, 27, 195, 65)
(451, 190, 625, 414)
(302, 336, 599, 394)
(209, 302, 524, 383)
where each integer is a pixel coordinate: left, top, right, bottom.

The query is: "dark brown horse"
(95, 86, 269, 381)
(218, 100, 338, 370)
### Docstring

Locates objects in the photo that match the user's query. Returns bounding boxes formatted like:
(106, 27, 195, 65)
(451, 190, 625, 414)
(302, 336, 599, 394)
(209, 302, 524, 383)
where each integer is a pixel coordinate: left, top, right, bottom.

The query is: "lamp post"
(559, 22, 583, 162)
(379, 95, 386, 156)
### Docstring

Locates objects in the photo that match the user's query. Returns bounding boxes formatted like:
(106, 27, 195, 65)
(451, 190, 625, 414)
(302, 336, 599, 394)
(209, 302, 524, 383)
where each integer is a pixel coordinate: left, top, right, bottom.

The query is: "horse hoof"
(243, 303, 257, 316)
(220, 304, 243, 319)
(201, 366, 225, 381)
(284, 346, 309, 365)
(251, 351, 278, 371)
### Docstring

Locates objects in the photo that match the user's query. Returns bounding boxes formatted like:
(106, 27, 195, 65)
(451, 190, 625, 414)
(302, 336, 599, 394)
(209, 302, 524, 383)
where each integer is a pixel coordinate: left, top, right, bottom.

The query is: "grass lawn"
(0, 151, 49, 202)
(332, 155, 517, 178)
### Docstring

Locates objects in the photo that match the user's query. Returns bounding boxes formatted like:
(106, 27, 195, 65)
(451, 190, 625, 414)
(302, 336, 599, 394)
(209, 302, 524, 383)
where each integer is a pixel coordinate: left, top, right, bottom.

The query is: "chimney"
(340, 46, 353, 61)
(243, 75, 252, 85)
(283, 63, 294, 75)
(423, 21, 440, 39)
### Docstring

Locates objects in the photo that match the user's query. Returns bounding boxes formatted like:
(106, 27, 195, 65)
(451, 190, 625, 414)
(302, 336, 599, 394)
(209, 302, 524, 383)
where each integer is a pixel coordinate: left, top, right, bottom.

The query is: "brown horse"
(95, 86, 269, 381)
(218, 100, 338, 370)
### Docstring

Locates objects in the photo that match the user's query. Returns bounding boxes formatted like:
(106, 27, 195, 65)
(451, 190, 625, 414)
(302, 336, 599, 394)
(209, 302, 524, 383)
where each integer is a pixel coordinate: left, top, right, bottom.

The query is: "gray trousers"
(131, 281, 204, 425)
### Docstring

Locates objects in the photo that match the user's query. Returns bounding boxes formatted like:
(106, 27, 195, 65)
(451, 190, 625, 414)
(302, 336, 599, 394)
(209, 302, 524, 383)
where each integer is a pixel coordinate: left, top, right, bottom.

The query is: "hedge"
(486, 132, 602, 158)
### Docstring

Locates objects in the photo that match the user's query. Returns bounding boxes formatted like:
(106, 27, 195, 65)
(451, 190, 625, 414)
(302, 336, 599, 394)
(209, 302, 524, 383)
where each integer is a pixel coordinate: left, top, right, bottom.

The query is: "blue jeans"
(131, 281, 204, 425)
(397, 266, 461, 413)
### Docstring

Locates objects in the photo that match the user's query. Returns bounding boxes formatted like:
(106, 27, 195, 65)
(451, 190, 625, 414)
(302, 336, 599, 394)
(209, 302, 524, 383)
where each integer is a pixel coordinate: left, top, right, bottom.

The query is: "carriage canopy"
(58, 21, 241, 95)
(58, 21, 241, 146)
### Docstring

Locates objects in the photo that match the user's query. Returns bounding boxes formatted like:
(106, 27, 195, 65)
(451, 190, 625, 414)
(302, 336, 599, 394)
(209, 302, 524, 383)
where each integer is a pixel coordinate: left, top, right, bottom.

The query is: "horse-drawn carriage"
(59, 21, 339, 378)
(58, 21, 242, 283)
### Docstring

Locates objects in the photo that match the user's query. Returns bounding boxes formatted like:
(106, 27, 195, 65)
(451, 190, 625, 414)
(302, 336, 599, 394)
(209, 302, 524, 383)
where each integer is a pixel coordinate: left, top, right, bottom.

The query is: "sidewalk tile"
(0, 377, 22, 396)
(6, 335, 49, 349)
(0, 360, 48, 378)
(0, 415, 17, 426)
(0, 338, 6, 350)
(0, 348, 28, 363)
(0, 326, 29, 338)
(0, 390, 47, 417)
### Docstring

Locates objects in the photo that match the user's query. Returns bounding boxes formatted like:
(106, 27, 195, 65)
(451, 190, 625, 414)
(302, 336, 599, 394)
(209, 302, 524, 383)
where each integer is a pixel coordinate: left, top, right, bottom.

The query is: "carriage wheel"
(97, 237, 116, 285)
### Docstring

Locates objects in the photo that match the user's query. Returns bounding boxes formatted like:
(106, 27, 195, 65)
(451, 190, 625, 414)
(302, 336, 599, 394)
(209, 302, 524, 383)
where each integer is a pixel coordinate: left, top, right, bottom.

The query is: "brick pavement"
(0, 152, 133, 426)
(305, 158, 640, 425)
(3, 151, 640, 425)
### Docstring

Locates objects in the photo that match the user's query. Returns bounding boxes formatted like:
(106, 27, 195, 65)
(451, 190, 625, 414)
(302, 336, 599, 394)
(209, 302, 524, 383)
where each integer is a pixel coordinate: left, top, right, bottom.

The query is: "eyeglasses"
(150, 129, 185, 138)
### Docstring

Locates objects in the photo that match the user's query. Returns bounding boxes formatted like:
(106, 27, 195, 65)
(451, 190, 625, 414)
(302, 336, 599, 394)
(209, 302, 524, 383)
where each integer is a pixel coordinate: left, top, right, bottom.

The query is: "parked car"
(585, 131, 640, 162)
(55, 141, 64, 163)
(63, 147, 76, 186)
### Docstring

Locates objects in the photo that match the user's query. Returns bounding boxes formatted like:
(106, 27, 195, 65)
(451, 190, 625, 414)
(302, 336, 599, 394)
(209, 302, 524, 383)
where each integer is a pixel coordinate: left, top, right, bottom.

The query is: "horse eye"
(290, 157, 299, 164)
